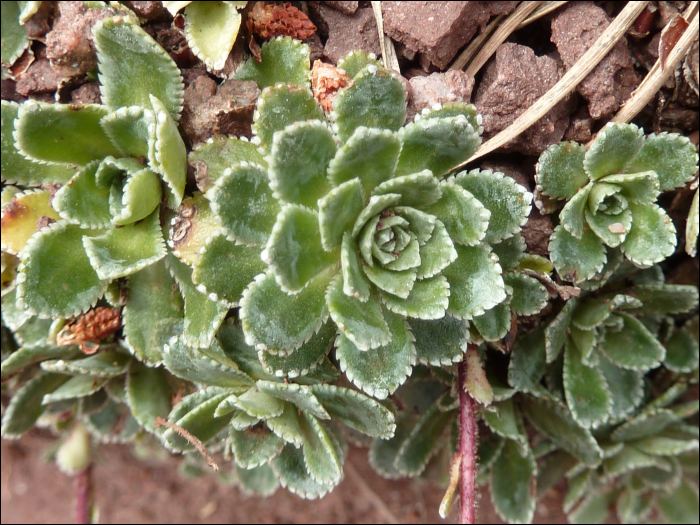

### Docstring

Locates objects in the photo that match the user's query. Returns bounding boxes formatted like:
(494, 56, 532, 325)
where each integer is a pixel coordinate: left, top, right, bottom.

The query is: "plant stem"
(458, 356, 478, 525)
(75, 465, 93, 525)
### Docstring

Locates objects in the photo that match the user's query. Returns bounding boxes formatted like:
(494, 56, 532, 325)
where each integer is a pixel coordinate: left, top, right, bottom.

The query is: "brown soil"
(1, 431, 568, 524)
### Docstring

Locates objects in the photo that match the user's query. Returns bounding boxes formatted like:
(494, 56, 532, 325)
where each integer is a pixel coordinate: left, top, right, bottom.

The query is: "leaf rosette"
(536, 123, 698, 282)
(174, 38, 534, 398)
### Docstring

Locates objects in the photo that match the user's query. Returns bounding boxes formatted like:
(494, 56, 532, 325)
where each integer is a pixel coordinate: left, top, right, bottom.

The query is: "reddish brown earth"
(1, 431, 568, 524)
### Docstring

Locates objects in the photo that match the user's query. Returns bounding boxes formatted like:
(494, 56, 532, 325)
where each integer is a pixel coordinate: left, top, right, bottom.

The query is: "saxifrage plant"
(536, 122, 698, 283)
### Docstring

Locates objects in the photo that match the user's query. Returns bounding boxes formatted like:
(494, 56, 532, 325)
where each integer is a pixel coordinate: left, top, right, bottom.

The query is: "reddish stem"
(75, 465, 92, 525)
(458, 356, 478, 525)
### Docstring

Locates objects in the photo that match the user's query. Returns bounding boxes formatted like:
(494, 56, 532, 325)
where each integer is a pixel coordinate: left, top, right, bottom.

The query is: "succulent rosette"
(172, 38, 533, 398)
(536, 123, 698, 283)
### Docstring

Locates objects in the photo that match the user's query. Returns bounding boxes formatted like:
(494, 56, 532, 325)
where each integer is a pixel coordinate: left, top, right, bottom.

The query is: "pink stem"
(458, 356, 478, 525)
(75, 465, 92, 525)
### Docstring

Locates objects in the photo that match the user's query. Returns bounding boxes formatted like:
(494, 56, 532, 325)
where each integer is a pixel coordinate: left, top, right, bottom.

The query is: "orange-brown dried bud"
(57, 307, 122, 354)
(249, 2, 317, 40)
(311, 60, 351, 112)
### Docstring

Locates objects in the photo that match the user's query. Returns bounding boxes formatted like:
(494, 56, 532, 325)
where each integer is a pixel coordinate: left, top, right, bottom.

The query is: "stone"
(70, 83, 102, 105)
(551, 1, 640, 119)
(180, 76, 260, 144)
(45, 1, 112, 77)
(474, 43, 574, 156)
(406, 70, 475, 122)
(324, 1, 358, 15)
(15, 59, 62, 96)
(23, 1, 52, 39)
(314, 5, 381, 64)
(563, 107, 593, 143)
(382, 1, 517, 70)
(122, 2, 168, 21)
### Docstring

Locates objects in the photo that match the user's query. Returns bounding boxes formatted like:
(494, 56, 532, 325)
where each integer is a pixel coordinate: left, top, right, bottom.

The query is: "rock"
(474, 43, 574, 156)
(122, 2, 168, 21)
(304, 34, 325, 64)
(1, 79, 24, 103)
(45, 1, 112, 77)
(15, 59, 62, 96)
(659, 102, 699, 133)
(551, 1, 640, 119)
(181, 68, 209, 89)
(70, 83, 101, 105)
(180, 76, 260, 144)
(406, 70, 475, 122)
(563, 107, 593, 143)
(382, 1, 517, 70)
(23, 1, 52, 39)
(313, 4, 381, 64)
(324, 1, 358, 15)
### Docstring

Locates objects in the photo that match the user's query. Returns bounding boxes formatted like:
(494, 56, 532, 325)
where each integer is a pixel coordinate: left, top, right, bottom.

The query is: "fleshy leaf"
(327, 127, 401, 194)
(491, 439, 536, 525)
(632, 436, 699, 456)
(568, 492, 613, 525)
(169, 193, 221, 267)
(443, 244, 506, 319)
(109, 167, 163, 226)
(465, 346, 493, 405)
(298, 412, 342, 486)
(549, 224, 606, 283)
(416, 102, 480, 132)
(336, 309, 415, 399)
(455, 170, 532, 244)
(340, 234, 371, 301)
(611, 409, 680, 442)
(0, 373, 69, 438)
(395, 403, 455, 476)
(687, 189, 699, 257)
(657, 478, 700, 524)
(603, 171, 660, 204)
(192, 233, 266, 306)
(536, 142, 589, 199)
(492, 235, 526, 271)
(189, 136, 266, 192)
(83, 210, 166, 280)
(41, 350, 130, 378)
(15, 101, 120, 166)
(598, 354, 644, 420)
(1, 344, 79, 378)
(162, 336, 253, 388)
(1, 189, 61, 254)
(318, 179, 364, 251)
(17, 222, 106, 318)
(380, 273, 449, 320)
(268, 121, 335, 209)
(259, 321, 334, 378)
(310, 384, 395, 439)
(123, 259, 184, 365)
(166, 254, 228, 349)
(43, 375, 107, 405)
(241, 270, 332, 354)
(585, 207, 632, 248)
(598, 313, 665, 371)
(396, 116, 480, 178)
(508, 327, 547, 392)
(623, 132, 698, 191)
(333, 64, 406, 142)
(183, 1, 241, 70)
(326, 274, 390, 350)
(368, 414, 414, 478)
(521, 397, 602, 466)
(236, 462, 279, 496)
(231, 425, 284, 469)
(336, 50, 381, 79)
(1, 1, 29, 66)
(505, 273, 549, 316)
(256, 381, 329, 420)
(147, 95, 186, 208)
(52, 161, 112, 229)
(251, 84, 323, 152)
(424, 181, 490, 246)
(630, 284, 699, 314)
(372, 170, 442, 208)
(1, 101, 76, 185)
(362, 262, 416, 299)
(264, 205, 336, 293)
(271, 445, 335, 499)
(410, 316, 467, 366)
(94, 17, 184, 122)
(473, 301, 512, 342)
(415, 219, 457, 280)
(620, 202, 676, 267)
(559, 183, 593, 239)
(571, 294, 641, 331)
(664, 327, 699, 373)
(125, 361, 172, 434)
(100, 106, 152, 158)
(234, 387, 285, 419)
(584, 123, 644, 180)
(236, 36, 310, 90)
(164, 388, 233, 451)
(563, 338, 611, 428)
(483, 398, 527, 443)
